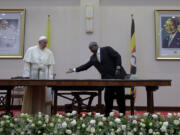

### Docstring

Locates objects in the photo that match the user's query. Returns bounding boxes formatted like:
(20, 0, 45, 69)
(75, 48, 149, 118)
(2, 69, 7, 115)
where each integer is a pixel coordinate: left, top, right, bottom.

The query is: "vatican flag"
(46, 15, 51, 48)
(45, 15, 53, 106)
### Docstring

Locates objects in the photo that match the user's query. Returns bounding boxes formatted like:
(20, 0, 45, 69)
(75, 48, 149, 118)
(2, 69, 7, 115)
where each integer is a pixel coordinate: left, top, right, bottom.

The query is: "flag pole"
(130, 13, 137, 101)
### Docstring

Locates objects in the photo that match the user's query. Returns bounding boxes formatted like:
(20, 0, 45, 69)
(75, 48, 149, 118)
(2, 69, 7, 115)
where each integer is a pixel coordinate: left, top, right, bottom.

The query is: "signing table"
(0, 79, 171, 114)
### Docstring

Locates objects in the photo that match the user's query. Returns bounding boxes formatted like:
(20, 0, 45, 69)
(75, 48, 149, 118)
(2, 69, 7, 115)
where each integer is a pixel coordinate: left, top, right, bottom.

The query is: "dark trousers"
(104, 86, 125, 117)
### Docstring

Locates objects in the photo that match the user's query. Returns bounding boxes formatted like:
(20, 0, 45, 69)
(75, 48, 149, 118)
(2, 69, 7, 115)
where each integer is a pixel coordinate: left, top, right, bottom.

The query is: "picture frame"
(0, 9, 25, 58)
(155, 10, 180, 60)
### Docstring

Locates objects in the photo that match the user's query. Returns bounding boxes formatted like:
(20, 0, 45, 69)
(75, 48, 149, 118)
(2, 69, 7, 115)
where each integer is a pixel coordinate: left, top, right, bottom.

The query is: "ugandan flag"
(130, 15, 137, 99)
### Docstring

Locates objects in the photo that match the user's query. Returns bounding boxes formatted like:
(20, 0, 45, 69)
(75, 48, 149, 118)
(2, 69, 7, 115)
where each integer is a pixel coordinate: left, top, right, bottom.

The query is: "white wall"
(100, 0, 180, 107)
(0, 0, 81, 80)
(0, 0, 180, 107)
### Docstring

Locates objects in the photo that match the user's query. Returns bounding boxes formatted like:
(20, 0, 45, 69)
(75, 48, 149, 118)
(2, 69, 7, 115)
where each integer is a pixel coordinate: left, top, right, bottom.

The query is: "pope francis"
(22, 36, 55, 114)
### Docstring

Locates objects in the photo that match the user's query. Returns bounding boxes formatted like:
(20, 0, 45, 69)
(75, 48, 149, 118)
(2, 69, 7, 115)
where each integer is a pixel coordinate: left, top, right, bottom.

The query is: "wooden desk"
(0, 79, 171, 114)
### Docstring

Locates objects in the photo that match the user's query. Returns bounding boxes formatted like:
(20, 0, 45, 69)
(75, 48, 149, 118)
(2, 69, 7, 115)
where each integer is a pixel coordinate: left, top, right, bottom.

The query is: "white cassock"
(0, 27, 17, 48)
(22, 45, 55, 114)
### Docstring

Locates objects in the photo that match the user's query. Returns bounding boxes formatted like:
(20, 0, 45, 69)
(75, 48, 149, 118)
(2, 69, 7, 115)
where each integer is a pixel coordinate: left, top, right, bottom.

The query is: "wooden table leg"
(146, 86, 158, 113)
(53, 89, 57, 114)
(6, 88, 11, 114)
(4, 86, 14, 116)
(97, 90, 102, 113)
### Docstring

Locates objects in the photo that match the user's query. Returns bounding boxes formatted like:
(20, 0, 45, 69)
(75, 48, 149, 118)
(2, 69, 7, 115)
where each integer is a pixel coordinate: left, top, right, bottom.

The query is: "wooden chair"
(113, 74, 135, 115)
(113, 87, 135, 115)
(0, 91, 7, 111)
(125, 87, 135, 115)
(0, 87, 14, 116)
(11, 86, 24, 108)
(57, 92, 98, 113)
(52, 86, 104, 114)
(124, 74, 135, 115)
(10, 77, 24, 109)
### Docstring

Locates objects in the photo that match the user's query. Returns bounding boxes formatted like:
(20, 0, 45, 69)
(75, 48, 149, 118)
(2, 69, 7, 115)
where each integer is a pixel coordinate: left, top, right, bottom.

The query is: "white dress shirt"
(97, 48, 101, 62)
(168, 31, 177, 47)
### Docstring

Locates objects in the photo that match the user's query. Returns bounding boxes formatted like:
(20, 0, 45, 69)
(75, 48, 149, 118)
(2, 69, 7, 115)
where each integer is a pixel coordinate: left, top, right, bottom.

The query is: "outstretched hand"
(66, 68, 74, 73)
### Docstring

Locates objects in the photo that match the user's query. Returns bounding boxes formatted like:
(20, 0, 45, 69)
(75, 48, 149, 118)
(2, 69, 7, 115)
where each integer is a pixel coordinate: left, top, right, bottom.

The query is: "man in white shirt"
(0, 20, 17, 48)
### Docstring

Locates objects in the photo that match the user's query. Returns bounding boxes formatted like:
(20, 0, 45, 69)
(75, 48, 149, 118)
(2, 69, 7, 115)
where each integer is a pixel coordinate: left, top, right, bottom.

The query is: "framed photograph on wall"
(0, 9, 25, 58)
(155, 10, 180, 60)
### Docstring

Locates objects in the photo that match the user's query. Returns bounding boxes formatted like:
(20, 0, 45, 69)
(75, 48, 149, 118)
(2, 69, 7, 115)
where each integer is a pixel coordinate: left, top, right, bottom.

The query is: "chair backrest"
(124, 74, 135, 96)
(12, 86, 24, 95)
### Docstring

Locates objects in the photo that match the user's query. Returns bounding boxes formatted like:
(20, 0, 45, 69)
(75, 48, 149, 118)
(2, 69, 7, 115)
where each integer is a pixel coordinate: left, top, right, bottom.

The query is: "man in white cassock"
(22, 36, 55, 114)
(0, 20, 17, 48)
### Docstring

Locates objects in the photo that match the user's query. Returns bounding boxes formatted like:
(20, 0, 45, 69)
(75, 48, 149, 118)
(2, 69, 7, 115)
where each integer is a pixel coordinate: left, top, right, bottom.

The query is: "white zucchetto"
(39, 36, 47, 41)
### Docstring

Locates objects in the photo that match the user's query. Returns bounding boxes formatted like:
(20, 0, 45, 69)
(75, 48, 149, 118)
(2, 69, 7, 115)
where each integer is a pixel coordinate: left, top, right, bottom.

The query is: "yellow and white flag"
(46, 15, 51, 49)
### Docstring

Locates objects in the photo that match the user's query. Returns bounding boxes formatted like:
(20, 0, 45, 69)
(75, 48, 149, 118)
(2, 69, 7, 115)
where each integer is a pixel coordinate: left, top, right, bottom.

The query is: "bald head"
(89, 42, 98, 54)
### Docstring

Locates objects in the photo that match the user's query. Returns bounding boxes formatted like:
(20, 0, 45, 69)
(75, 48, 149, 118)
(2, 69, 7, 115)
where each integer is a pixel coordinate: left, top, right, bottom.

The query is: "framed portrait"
(0, 9, 25, 58)
(155, 10, 180, 60)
